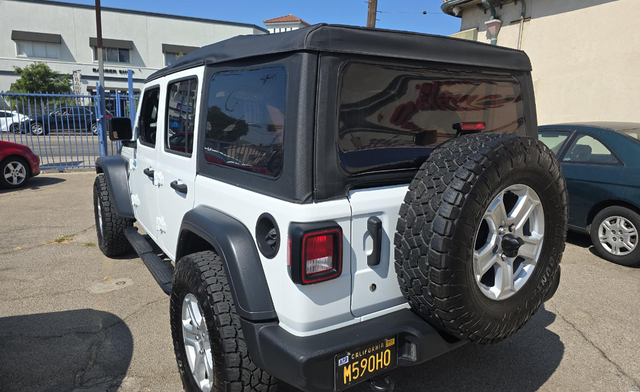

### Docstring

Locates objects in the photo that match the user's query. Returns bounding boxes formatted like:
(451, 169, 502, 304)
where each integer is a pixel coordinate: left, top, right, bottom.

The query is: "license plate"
(335, 337, 398, 391)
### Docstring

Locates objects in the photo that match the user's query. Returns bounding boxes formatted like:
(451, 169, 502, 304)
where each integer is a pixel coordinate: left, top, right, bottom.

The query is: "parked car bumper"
(241, 309, 465, 392)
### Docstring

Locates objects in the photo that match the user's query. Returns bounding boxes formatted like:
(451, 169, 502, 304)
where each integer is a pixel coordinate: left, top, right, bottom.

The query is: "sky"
(66, 0, 462, 36)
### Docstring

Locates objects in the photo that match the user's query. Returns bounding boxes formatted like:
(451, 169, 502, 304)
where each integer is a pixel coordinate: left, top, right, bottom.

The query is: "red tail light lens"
(288, 224, 343, 285)
(454, 122, 486, 132)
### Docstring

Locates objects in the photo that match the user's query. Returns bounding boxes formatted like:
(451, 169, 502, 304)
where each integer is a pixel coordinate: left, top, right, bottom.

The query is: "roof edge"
(441, 0, 475, 17)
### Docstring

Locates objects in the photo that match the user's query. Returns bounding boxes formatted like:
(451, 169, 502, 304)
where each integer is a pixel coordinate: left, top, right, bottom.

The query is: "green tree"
(10, 62, 71, 93)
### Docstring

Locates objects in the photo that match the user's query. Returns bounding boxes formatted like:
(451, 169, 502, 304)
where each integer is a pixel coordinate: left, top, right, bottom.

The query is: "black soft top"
(146, 24, 532, 82)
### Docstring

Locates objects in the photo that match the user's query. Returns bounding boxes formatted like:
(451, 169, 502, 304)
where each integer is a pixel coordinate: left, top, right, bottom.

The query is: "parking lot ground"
(0, 171, 639, 392)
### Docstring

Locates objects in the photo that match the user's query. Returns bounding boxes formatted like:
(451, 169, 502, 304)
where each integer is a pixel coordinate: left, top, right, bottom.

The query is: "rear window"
(204, 67, 286, 177)
(338, 62, 525, 174)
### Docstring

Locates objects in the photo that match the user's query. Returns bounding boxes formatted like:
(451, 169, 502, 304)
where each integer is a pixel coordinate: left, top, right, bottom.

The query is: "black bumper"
(241, 309, 466, 392)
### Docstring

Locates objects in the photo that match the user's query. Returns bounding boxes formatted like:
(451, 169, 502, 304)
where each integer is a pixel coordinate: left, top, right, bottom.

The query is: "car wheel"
(395, 133, 568, 344)
(170, 251, 278, 392)
(31, 123, 46, 136)
(0, 156, 30, 189)
(10, 123, 24, 134)
(93, 174, 134, 257)
(92, 123, 98, 135)
(590, 206, 640, 267)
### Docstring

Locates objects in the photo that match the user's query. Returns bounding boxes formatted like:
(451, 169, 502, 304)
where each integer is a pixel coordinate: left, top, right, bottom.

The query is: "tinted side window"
(563, 134, 620, 165)
(166, 78, 198, 156)
(204, 67, 285, 177)
(538, 131, 571, 155)
(138, 88, 160, 147)
(338, 62, 525, 174)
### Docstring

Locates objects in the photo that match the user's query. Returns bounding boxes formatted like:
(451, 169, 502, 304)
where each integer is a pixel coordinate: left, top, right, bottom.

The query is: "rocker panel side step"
(125, 227, 173, 295)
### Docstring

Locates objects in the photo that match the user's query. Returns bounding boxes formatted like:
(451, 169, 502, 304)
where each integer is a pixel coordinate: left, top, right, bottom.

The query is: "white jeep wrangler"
(93, 25, 567, 392)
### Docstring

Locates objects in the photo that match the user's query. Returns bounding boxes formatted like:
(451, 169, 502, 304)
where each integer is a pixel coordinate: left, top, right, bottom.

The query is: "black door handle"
(367, 216, 383, 267)
(143, 168, 154, 178)
(170, 180, 188, 194)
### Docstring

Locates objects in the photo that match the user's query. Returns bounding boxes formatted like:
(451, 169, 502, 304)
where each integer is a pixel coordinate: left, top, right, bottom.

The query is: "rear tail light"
(288, 223, 342, 285)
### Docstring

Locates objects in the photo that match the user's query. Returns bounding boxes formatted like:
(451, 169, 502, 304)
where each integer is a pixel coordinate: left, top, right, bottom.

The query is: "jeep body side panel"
(193, 175, 357, 335)
(95, 155, 134, 219)
(177, 206, 277, 321)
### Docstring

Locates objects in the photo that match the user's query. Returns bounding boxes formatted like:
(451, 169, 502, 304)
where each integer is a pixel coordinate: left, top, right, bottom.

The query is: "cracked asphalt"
(1, 171, 639, 392)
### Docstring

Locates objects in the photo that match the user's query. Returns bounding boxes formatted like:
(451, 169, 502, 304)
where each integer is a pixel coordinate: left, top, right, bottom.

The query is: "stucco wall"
(455, 0, 640, 125)
(0, 0, 265, 92)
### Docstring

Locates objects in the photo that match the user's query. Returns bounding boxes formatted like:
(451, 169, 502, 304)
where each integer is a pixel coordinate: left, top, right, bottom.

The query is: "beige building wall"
(452, 0, 640, 125)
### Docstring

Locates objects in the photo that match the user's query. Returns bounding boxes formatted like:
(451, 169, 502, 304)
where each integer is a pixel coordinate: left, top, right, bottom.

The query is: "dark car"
(0, 140, 40, 189)
(28, 107, 105, 136)
(539, 122, 640, 266)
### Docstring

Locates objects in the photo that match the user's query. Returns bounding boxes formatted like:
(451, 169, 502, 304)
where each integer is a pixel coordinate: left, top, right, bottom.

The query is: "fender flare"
(177, 206, 277, 321)
(95, 156, 134, 219)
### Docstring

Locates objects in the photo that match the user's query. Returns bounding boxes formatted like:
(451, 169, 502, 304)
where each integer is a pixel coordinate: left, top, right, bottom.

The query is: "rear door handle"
(143, 168, 154, 178)
(367, 216, 383, 267)
(170, 180, 188, 194)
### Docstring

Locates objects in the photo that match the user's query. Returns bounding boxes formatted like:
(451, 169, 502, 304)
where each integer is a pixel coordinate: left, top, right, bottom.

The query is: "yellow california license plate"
(335, 337, 398, 391)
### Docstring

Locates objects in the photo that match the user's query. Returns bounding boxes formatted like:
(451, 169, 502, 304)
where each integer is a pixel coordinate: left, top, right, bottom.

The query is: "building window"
(16, 40, 60, 59)
(164, 53, 181, 66)
(93, 47, 130, 63)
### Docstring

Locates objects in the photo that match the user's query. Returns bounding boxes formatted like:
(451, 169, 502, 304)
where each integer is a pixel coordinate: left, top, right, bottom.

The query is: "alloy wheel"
(182, 293, 214, 392)
(473, 184, 545, 301)
(3, 161, 27, 186)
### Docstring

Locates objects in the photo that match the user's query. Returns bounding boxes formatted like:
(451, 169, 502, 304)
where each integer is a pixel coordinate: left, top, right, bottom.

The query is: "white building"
(0, 0, 268, 94)
(442, 0, 640, 125)
(263, 15, 310, 34)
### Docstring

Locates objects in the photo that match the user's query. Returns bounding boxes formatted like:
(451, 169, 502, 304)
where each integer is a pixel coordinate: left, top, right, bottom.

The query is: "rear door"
(155, 69, 203, 260)
(343, 61, 528, 316)
(129, 85, 162, 241)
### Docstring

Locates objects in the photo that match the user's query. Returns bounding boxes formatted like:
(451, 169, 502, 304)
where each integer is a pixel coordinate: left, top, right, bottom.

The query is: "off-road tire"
(170, 251, 278, 392)
(93, 174, 133, 257)
(590, 206, 640, 267)
(395, 134, 568, 344)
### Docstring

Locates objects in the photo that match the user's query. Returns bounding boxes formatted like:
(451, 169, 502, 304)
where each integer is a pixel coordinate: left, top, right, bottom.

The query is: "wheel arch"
(586, 200, 640, 233)
(94, 155, 134, 219)
(177, 205, 277, 322)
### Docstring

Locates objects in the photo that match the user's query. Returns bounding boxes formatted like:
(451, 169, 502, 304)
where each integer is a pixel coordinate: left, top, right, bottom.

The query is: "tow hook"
(368, 375, 395, 392)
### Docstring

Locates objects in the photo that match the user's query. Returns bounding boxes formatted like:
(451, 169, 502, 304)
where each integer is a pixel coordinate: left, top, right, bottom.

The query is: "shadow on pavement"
(0, 309, 133, 392)
(566, 231, 592, 249)
(282, 306, 563, 392)
(0, 175, 65, 193)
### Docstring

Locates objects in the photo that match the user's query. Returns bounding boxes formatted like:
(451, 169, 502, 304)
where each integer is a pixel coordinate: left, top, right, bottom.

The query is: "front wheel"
(91, 122, 98, 135)
(170, 251, 278, 392)
(31, 123, 46, 136)
(1, 157, 30, 189)
(93, 174, 133, 256)
(590, 206, 640, 267)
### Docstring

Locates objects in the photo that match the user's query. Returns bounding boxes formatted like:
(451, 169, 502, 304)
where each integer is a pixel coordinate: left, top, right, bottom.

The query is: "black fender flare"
(95, 155, 134, 219)
(177, 206, 277, 321)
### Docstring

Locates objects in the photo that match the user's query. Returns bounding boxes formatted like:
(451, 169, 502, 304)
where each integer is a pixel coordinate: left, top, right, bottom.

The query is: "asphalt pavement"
(0, 171, 638, 392)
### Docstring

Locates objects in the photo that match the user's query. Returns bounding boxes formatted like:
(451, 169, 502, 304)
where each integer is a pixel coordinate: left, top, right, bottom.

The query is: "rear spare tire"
(395, 134, 567, 344)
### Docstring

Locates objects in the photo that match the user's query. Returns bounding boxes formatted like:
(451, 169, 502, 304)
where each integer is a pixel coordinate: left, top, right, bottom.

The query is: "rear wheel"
(0, 157, 29, 189)
(170, 251, 278, 392)
(91, 122, 98, 135)
(395, 134, 568, 344)
(31, 123, 46, 136)
(590, 206, 640, 267)
(93, 174, 134, 256)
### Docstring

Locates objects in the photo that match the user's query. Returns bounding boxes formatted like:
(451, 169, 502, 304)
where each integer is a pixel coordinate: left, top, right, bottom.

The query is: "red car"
(0, 140, 40, 189)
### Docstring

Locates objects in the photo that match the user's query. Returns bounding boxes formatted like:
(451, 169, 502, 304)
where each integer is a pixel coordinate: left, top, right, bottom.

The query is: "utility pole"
(95, 0, 107, 156)
(366, 0, 378, 28)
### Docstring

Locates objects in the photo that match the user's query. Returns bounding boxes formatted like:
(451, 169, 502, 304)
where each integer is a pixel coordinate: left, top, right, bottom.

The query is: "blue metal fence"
(0, 89, 137, 169)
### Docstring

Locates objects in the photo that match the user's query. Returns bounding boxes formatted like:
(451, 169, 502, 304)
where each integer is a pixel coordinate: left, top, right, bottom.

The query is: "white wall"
(0, 0, 265, 92)
(454, 0, 640, 125)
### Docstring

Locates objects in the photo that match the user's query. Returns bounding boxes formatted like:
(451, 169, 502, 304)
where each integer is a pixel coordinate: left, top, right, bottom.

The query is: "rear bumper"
(241, 309, 465, 392)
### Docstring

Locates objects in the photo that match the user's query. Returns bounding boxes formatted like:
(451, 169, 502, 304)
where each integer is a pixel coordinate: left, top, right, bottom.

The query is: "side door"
(558, 132, 624, 229)
(155, 70, 202, 260)
(128, 85, 162, 242)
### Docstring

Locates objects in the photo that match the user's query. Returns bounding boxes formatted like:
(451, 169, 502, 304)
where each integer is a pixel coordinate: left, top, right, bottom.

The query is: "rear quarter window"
(338, 62, 525, 174)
